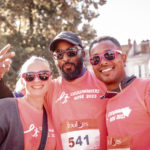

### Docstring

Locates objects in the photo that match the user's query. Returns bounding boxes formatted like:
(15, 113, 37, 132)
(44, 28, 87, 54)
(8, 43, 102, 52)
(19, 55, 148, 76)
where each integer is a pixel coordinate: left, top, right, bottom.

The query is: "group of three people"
(0, 31, 150, 150)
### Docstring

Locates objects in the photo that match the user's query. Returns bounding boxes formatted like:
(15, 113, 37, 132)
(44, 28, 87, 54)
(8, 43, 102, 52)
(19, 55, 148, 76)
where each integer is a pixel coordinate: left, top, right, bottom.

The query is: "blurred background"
(0, 0, 149, 90)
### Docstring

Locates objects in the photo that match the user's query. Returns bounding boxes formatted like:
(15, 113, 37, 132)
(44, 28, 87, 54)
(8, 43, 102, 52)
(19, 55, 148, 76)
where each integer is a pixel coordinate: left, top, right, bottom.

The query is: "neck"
(77, 67, 86, 77)
(107, 82, 121, 91)
(106, 75, 127, 91)
(23, 95, 44, 110)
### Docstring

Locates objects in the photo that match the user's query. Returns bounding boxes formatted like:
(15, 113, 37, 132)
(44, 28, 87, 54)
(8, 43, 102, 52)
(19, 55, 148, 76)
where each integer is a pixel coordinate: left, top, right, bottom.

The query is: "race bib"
(61, 119, 100, 150)
(107, 136, 131, 150)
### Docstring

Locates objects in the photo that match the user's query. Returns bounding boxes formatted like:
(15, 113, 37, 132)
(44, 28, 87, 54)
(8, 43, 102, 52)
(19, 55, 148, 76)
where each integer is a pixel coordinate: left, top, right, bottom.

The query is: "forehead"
(55, 40, 74, 50)
(90, 40, 119, 55)
(26, 61, 49, 72)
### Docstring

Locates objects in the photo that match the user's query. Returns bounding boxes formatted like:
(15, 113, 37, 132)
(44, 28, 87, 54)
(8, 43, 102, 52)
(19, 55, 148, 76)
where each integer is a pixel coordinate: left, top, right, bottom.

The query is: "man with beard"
(46, 31, 107, 150)
(89, 36, 150, 150)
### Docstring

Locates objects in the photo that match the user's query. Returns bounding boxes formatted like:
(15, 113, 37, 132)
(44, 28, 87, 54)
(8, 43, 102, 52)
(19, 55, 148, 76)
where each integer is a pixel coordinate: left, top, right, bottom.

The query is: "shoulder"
(51, 76, 62, 85)
(131, 78, 150, 95)
(0, 98, 19, 126)
(0, 97, 17, 103)
(0, 98, 17, 110)
(133, 78, 150, 86)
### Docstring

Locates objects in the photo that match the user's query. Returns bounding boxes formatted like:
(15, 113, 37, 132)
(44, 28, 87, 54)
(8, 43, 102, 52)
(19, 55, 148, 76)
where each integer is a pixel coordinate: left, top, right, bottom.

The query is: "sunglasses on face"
(22, 71, 51, 82)
(53, 46, 82, 60)
(89, 50, 122, 66)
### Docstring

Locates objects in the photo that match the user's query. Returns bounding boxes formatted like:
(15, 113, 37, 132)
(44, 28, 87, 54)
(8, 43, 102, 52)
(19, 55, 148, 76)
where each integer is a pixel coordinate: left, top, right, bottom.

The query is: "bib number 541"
(69, 135, 89, 148)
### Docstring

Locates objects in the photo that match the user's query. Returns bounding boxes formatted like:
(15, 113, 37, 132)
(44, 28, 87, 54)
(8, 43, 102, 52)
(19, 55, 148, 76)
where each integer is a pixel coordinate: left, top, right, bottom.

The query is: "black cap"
(49, 31, 83, 52)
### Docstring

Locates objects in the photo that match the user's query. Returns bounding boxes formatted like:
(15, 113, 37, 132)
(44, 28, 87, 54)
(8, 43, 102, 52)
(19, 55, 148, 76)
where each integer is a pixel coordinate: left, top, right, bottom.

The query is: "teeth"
(32, 86, 43, 89)
(101, 68, 112, 72)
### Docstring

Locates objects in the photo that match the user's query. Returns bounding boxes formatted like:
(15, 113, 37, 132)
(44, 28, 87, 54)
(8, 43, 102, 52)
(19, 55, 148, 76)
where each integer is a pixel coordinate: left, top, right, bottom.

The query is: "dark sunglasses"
(53, 46, 82, 60)
(89, 50, 122, 66)
(22, 71, 51, 82)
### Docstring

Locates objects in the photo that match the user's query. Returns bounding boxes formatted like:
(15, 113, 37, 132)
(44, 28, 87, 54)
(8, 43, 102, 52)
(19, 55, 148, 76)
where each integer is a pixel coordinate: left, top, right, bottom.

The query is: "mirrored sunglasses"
(89, 50, 122, 66)
(22, 71, 51, 82)
(53, 46, 82, 60)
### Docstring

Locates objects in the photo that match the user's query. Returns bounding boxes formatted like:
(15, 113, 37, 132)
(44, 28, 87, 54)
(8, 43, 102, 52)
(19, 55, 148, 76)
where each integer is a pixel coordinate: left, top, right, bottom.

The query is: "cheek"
(116, 59, 125, 70)
(113, 60, 126, 78)
(92, 66, 98, 73)
(24, 83, 31, 94)
(44, 82, 49, 89)
(92, 66, 101, 79)
(25, 83, 31, 89)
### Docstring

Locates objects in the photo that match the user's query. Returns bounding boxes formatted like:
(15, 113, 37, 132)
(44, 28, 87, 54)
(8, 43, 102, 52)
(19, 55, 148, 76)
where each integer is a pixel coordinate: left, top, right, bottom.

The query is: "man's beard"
(60, 57, 83, 81)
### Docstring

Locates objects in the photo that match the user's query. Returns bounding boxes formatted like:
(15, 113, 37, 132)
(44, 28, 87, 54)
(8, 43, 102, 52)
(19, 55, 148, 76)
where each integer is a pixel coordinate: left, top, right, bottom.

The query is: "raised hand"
(0, 44, 15, 78)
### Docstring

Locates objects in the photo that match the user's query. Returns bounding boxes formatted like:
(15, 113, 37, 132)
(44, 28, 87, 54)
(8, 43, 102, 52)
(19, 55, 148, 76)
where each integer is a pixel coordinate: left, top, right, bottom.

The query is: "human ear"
(122, 54, 127, 66)
(81, 50, 85, 57)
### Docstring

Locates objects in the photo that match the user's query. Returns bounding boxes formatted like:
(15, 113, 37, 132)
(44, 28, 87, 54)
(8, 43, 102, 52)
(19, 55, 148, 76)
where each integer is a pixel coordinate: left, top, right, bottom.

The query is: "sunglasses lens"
(53, 53, 63, 60)
(90, 56, 100, 65)
(104, 51, 115, 61)
(38, 72, 50, 81)
(54, 47, 79, 60)
(24, 73, 35, 82)
(67, 50, 77, 57)
(57, 53, 64, 60)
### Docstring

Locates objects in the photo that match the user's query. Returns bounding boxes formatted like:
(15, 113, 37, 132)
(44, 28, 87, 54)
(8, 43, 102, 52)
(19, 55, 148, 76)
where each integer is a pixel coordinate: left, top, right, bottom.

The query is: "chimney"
(133, 40, 136, 55)
(128, 39, 132, 49)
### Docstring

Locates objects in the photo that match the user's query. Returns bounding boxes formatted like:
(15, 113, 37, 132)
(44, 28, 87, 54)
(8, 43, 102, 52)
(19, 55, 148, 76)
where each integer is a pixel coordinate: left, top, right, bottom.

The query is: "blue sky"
(91, 0, 150, 45)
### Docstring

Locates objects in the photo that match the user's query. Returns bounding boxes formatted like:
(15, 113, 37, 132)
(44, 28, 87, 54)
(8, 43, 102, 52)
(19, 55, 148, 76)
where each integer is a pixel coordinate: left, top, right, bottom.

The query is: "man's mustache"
(62, 62, 75, 68)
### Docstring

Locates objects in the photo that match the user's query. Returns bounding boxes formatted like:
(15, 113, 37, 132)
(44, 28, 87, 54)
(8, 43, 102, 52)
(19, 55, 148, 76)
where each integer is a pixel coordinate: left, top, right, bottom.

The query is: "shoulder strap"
(38, 106, 48, 150)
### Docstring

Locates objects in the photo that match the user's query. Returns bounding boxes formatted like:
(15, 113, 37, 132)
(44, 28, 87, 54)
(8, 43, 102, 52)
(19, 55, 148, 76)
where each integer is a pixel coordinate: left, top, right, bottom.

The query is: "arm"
(0, 79, 13, 98)
(0, 99, 9, 145)
(0, 44, 15, 98)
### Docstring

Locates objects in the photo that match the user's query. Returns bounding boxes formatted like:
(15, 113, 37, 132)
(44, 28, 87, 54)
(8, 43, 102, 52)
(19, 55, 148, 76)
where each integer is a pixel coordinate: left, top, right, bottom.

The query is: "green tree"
(0, 0, 106, 90)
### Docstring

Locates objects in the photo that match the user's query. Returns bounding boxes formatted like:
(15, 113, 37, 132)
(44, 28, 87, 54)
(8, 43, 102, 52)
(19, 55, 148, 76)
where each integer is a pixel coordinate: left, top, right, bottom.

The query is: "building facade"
(123, 39, 150, 78)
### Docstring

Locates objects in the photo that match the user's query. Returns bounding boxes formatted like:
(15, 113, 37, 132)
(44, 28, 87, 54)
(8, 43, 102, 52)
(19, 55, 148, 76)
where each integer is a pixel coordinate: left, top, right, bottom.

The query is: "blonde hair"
(18, 56, 51, 76)
(15, 78, 24, 92)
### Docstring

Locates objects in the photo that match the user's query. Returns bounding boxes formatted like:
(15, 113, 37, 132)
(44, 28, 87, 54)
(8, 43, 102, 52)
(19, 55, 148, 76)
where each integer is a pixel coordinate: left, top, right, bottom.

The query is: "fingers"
(0, 44, 15, 62)
(0, 59, 12, 67)
(0, 44, 11, 55)
(0, 63, 11, 78)
(0, 44, 15, 78)
(0, 51, 15, 62)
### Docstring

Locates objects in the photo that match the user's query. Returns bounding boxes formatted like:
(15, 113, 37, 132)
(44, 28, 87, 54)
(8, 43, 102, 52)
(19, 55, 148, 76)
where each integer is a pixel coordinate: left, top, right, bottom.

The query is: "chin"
(98, 75, 116, 84)
(32, 91, 46, 97)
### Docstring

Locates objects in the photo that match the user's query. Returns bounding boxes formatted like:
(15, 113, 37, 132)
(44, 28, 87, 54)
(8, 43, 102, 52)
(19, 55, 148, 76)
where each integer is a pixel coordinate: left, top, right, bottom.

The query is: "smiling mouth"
(62, 62, 75, 72)
(64, 64, 72, 69)
(100, 67, 114, 73)
(32, 85, 43, 89)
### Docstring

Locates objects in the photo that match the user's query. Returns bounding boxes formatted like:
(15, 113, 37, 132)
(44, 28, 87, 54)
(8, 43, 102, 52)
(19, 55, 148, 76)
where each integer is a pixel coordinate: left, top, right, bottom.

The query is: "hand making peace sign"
(0, 44, 15, 78)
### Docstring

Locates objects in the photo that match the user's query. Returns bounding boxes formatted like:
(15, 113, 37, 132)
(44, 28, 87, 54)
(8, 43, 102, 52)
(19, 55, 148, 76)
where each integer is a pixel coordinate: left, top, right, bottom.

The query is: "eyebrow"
(54, 46, 80, 52)
(104, 49, 113, 51)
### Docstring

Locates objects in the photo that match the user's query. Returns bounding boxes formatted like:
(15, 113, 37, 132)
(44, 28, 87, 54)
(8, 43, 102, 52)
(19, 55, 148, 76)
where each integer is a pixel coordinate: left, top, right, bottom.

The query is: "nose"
(34, 75, 40, 82)
(62, 52, 70, 62)
(100, 55, 108, 65)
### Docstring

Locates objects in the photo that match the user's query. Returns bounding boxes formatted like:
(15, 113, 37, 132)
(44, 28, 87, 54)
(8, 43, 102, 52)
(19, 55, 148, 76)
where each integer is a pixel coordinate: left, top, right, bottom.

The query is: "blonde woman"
(0, 56, 56, 150)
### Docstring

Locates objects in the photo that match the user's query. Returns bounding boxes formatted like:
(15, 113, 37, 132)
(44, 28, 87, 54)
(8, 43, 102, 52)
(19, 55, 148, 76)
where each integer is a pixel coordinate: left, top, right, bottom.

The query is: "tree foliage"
(0, 0, 106, 90)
